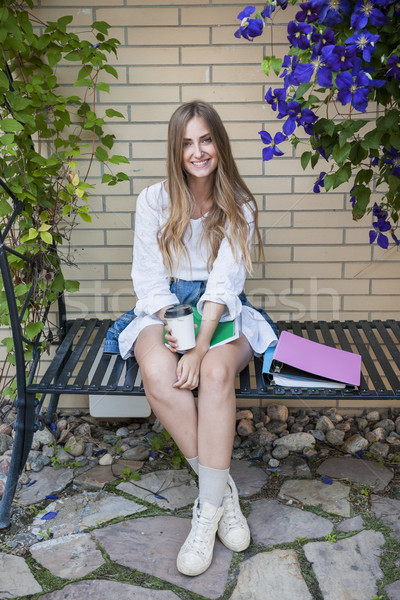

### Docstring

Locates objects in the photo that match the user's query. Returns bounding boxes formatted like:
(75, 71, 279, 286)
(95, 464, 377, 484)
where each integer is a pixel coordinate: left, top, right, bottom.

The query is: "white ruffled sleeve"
(197, 203, 255, 321)
(132, 186, 179, 317)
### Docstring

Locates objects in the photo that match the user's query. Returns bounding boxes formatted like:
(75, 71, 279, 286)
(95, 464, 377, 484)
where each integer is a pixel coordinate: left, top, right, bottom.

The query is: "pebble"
(268, 458, 280, 468)
(341, 433, 369, 455)
(122, 446, 150, 461)
(272, 445, 289, 460)
(326, 429, 345, 445)
(116, 427, 130, 438)
(236, 409, 253, 421)
(64, 435, 85, 457)
(366, 410, 380, 422)
(315, 416, 335, 432)
(267, 403, 288, 422)
(266, 420, 288, 434)
(31, 454, 51, 472)
(375, 419, 395, 434)
(369, 442, 390, 459)
(33, 428, 55, 447)
(0, 433, 12, 454)
(273, 432, 315, 453)
(237, 419, 255, 437)
(99, 453, 114, 466)
(311, 430, 325, 441)
(371, 427, 387, 441)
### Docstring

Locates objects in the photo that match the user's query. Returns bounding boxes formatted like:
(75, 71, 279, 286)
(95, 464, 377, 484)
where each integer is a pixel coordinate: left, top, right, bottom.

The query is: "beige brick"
(225, 122, 264, 140)
(344, 227, 374, 245)
(236, 159, 263, 176)
(264, 246, 291, 262)
(106, 230, 134, 246)
(63, 264, 105, 281)
(262, 158, 318, 178)
(231, 141, 264, 159)
(345, 262, 399, 279)
(344, 296, 400, 311)
(258, 211, 291, 228)
(373, 245, 400, 262)
(182, 45, 262, 65)
(105, 196, 136, 212)
(266, 194, 345, 212)
(64, 295, 106, 314)
(108, 264, 132, 280)
(96, 7, 178, 26)
(294, 211, 350, 228)
(294, 279, 370, 296)
(90, 212, 133, 229)
(88, 179, 131, 196)
(129, 66, 209, 84)
(31, 7, 94, 25)
(56, 65, 127, 85)
(131, 160, 166, 178)
(213, 65, 266, 84)
(295, 245, 372, 262)
(127, 0, 208, 3)
(132, 142, 167, 160)
(217, 103, 270, 122)
(118, 46, 179, 65)
(41, 0, 122, 4)
(340, 399, 400, 410)
(372, 280, 400, 294)
(182, 84, 263, 104)
(70, 229, 105, 246)
(109, 85, 179, 104)
(131, 104, 178, 122)
(181, 6, 241, 26)
(246, 177, 292, 194)
(127, 27, 210, 46)
(266, 263, 342, 279)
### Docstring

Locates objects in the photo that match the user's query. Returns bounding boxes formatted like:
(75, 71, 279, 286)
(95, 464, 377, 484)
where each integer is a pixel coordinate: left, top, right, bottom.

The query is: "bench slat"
(73, 319, 113, 389)
(360, 320, 400, 391)
(345, 320, 386, 393)
(55, 319, 98, 388)
(38, 319, 85, 388)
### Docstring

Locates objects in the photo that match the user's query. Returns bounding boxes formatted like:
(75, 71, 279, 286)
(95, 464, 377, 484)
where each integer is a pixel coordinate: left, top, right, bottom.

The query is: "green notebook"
(163, 306, 241, 349)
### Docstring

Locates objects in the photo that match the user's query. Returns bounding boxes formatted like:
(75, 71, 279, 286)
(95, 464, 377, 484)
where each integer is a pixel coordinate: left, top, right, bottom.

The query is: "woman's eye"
(203, 137, 211, 143)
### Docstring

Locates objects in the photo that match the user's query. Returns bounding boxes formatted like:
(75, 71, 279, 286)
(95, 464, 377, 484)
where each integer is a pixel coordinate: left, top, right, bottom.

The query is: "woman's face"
(182, 116, 218, 182)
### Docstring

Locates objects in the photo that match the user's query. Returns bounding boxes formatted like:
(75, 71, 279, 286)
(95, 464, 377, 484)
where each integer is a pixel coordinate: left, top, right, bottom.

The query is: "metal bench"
(1, 186, 400, 529)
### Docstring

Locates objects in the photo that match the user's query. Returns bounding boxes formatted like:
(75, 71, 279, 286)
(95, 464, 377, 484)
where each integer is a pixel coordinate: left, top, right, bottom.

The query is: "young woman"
(105, 100, 277, 576)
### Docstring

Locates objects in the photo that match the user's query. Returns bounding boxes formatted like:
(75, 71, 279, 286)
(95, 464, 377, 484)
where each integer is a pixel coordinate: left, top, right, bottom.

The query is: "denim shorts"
(103, 279, 277, 355)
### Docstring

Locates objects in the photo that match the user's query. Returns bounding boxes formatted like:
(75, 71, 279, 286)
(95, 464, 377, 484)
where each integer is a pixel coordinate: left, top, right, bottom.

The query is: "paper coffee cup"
(164, 304, 196, 351)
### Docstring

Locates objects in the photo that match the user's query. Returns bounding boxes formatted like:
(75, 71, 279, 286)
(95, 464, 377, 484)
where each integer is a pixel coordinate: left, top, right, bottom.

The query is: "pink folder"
(272, 331, 361, 386)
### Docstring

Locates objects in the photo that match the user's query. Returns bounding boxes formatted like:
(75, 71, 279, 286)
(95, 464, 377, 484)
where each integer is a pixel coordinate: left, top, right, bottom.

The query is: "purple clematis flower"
(235, 6, 264, 41)
(265, 86, 287, 112)
(336, 70, 371, 112)
(296, 1, 321, 22)
(313, 0, 352, 26)
(292, 48, 333, 87)
(345, 29, 380, 62)
(321, 44, 357, 72)
(280, 54, 301, 87)
(298, 108, 318, 135)
(387, 55, 400, 80)
(383, 146, 400, 176)
(351, 0, 389, 30)
(369, 202, 392, 248)
(259, 130, 287, 160)
(277, 100, 302, 135)
(314, 172, 326, 193)
(310, 26, 336, 54)
(287, 20, 313, 49)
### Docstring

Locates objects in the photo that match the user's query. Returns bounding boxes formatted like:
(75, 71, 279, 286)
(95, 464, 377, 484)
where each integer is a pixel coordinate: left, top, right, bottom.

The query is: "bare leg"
(197, 335, 253, 470)
(134, 324, 198, 459)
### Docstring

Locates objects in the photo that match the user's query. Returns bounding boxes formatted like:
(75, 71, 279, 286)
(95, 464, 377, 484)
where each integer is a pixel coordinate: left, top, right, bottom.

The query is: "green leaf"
(295, 82, 312, 100)
(103, 64, 118, 79)
(47, 49, 62, 67)
(105, 108, 125, 119)
(271, 57, 282, 76)
(362, 129, 381, 150)
(332, 142, 351, 165)
(96, 81, 110, 93)
(261, 57, 272, 77)
(92, 21, 110, 34)
(64, 280, 80, 293)
(25, 321, 44, 341)
(64, 51, 81, 62)
(300, 151, 312, 170)
(0, 119, 23, 132)
(101, 173, 114, 183)
(324, 173, 335, 192)
(0, 198, 12, 218)
(109, 154, 130, 165)
(40, 231, 53, 244)
(101, 134, 115, 149)
(57, 15, 74, 30)
(95, 146, 108, 161)
(116, 172, 130, 181)
(334, 163, 352, 187)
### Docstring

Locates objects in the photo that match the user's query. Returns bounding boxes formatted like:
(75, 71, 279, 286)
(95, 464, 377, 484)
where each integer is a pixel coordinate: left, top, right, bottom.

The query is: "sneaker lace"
(223, 489, 243, 531)
(186, 510, 214, 556)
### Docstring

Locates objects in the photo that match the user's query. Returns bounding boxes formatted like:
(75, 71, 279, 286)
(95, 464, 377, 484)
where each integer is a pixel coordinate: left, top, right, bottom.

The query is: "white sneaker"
(177, 498, 224, 576)
(217, 475, 250, 552)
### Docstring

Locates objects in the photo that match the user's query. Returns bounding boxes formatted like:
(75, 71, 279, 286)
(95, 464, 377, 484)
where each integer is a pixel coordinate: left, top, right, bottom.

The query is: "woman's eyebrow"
(183, 132, 211, 141)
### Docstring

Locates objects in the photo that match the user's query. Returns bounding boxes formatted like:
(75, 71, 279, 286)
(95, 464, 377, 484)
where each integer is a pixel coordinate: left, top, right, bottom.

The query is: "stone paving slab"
(38, 580, 180, 599)
(16, 466, 74, 505)
(30, 533, 105, 578)
(0, 552, 42, 598)
(94, 515, 232, 599)
(117, 469, 198, 509)
(247, 499, 333, 546)
(74, 459, 144, 490)
(385, 580, 400, 600)
(370, 495, 400, 542)
(30, 491, 146, 538)
(317, 457, 393, 491)
(336, 515, 365, 532)
(229, 459, 270, 497)
(304, 530, 385, 600)
(230, 550, 313, 600)
(279, 479, 351, 516)
(279, 455, 311, 478)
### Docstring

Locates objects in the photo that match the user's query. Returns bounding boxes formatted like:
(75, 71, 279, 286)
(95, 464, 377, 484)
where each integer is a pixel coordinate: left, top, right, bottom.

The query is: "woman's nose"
(193, 143, 202, 157)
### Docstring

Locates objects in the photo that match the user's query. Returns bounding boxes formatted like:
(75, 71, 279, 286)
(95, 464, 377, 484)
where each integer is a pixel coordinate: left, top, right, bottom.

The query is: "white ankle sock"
(185, 455, 199, 475)
(198, 464, 230, 508)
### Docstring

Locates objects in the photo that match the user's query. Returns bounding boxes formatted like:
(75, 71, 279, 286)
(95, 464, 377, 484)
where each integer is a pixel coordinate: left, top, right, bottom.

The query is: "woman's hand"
(173, 344, 208, 390)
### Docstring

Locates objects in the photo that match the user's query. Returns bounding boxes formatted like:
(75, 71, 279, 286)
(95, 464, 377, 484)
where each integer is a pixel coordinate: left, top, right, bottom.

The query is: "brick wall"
(31, 0, 400, 326)
(1, 1, 399, 410)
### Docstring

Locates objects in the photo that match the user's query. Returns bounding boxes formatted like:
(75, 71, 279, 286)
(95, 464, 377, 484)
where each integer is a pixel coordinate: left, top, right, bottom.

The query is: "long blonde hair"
(159, 100, 263, 275)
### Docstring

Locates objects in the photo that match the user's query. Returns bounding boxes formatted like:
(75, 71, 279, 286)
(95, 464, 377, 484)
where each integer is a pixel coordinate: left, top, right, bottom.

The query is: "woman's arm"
(173, 300, 225, 390)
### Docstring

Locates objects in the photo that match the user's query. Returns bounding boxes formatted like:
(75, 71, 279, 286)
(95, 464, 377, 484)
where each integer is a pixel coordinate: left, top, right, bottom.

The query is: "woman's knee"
(199, 359, 234, 391)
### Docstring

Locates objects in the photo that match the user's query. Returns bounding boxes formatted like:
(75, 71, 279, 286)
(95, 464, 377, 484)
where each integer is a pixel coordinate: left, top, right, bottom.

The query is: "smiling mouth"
(192, 159, 209, 167)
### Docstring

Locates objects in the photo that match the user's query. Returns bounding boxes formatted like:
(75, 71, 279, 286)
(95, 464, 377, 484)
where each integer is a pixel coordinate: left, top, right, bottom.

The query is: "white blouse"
(118, 181, 277, 359)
